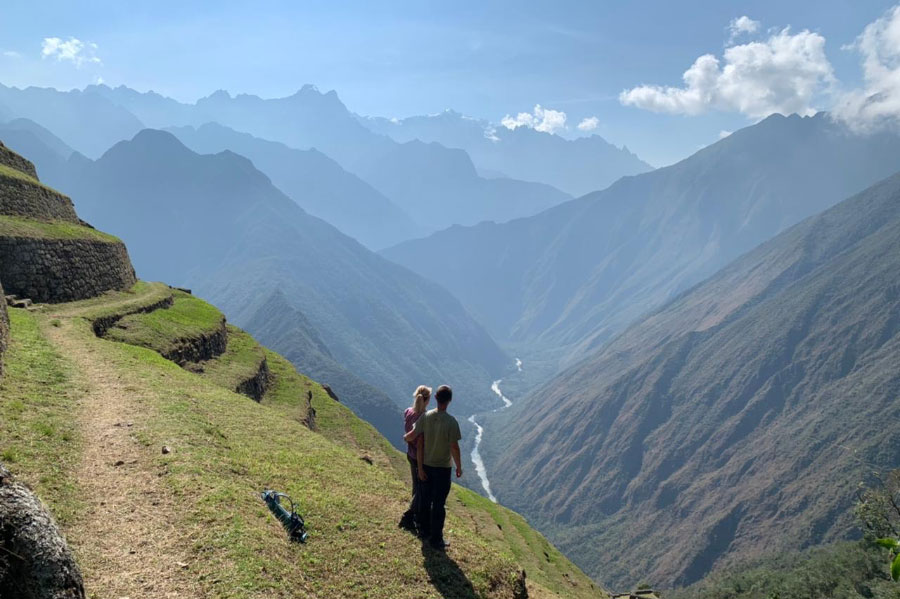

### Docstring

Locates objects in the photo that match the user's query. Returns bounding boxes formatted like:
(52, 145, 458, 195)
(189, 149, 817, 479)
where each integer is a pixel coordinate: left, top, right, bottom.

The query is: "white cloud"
(577, 116, 600, 131)
(41, 37, 102, 68)
(729, 16, 760, 41)
(834, 5, 900, 130)
(2, 50, 22, 58)
(620, 26, 834, 119)
(501, 104, 568, 134)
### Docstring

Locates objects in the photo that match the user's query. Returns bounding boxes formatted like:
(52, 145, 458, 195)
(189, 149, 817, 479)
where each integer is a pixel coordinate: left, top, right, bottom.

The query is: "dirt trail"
(45, 320, 199, 599)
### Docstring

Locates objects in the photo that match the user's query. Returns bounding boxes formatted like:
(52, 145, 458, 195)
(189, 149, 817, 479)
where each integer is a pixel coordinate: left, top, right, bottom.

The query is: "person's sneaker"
(398, 516, 417, 532)
(429, 539, 450, 551)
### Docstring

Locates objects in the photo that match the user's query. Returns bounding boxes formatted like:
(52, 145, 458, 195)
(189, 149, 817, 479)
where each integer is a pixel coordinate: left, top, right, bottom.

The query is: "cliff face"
(0, 139, 136, 303)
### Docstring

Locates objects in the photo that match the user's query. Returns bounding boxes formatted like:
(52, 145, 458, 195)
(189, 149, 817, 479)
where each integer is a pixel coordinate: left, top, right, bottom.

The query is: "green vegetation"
(0, 161, 53, 188)
(104, 291, 224, 356)
(45, 280, 172, 321)
(455, 485, 606, 598)
(668, 541, 900, 599)
(0, 285, 604, 598)
(198, 326, 266, 390)
(0, 309, 84, 524)
(0, 214, 121, 242)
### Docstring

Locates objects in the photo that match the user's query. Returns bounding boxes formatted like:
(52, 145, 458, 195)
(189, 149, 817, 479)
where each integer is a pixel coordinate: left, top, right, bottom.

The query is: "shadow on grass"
(422, 543, 477, 599)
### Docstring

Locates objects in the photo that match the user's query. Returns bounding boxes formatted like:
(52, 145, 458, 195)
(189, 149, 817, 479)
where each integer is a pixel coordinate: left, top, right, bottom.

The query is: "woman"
(399, 384, 431, 532)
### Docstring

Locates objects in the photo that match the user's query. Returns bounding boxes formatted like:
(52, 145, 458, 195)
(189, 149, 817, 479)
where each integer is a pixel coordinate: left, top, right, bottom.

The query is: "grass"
(198, 326, 266, 391)
(2, 287, 605, 598)
(0, 161, 56, 190)
(0, 214, 122, 243)
(103, 291, 224, 356)
(0, 309, 84, 525)
(45, 281, 172, 321)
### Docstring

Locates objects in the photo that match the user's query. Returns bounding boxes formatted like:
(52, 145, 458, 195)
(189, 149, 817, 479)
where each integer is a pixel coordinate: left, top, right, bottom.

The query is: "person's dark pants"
(401, 456, 421, 523)
(418, 465, 452, 545)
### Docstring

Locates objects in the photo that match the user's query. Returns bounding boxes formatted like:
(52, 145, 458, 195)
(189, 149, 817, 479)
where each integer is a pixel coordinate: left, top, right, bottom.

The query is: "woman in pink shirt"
(399, 385, 431, 532)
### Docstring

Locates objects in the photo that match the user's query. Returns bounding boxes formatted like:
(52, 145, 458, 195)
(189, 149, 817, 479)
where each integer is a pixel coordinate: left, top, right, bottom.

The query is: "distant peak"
(206, 89, 232, 101)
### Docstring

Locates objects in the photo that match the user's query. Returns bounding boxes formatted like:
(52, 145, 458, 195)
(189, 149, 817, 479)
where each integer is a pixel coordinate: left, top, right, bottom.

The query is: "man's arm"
(451, 441, 462, 478)
(404, 416, 423, 444)
(417, 435, 427, 481)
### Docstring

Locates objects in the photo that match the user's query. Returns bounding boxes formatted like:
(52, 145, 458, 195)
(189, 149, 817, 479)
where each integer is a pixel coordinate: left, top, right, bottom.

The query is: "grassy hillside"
(0, 282, 604, 599)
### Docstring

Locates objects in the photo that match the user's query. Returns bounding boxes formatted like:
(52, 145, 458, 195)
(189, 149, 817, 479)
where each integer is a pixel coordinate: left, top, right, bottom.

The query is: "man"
(403, 384, 462, 550)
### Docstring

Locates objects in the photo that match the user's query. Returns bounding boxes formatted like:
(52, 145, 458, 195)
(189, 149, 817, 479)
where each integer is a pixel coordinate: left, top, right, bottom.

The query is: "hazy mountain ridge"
(384, 113, 900, 370)
(360, 109, 653, 196)
(166, 122, 416, 249)
(43, 129, 508, 440)
(81, 84, 573, 233)
(480, 170, 900, 588)
(0, 84, 144, 158)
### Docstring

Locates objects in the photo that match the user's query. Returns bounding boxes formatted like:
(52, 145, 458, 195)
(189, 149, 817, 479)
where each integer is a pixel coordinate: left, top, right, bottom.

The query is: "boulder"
(0, 464, 85, 599)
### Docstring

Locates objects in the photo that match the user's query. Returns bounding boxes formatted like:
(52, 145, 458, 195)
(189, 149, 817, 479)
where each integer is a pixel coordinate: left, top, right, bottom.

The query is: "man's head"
(435, 385, 453, 406)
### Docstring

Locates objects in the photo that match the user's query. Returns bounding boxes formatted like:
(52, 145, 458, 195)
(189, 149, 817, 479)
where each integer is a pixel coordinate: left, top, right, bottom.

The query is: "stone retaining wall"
(0, 237, 137, 303)
(0, 280, 8, 378)
(0, 175, 80, 223)
(161, 319, 228, 365)
(236, 356, 271, 402)
(0, 141, 38, 179)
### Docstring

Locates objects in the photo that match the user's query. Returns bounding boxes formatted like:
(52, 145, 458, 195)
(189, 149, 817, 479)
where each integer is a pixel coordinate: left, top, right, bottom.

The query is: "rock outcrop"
(0, 464, 86, 599)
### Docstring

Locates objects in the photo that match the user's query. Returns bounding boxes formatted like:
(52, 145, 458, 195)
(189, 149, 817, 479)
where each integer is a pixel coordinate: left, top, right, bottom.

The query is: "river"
(469, 360, 520, 503)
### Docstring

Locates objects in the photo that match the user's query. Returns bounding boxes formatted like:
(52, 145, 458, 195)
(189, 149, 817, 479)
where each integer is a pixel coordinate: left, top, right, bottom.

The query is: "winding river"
(469, 360, 520, 503)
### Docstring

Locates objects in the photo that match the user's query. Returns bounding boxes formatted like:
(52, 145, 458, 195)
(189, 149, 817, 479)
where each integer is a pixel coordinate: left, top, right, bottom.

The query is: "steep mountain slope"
(242, 289, 401, 441)
(0, 283, 605, 598)
(384, 113, 900, 367)
(84, 84, 571, 231)
(0, 84, 143, 158)
(480, 171, 900, 588)
(360, 109, 653, 196)
(51, 130, 508, 437)
(167, 122, 415, 249)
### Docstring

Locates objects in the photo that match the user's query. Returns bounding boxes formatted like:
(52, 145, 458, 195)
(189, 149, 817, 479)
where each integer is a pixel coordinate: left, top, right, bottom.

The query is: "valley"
(4, 5, 900, 596)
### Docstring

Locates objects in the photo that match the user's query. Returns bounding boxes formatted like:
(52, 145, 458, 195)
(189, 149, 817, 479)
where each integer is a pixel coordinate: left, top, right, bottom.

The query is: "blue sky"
(0, 0, 897, 165)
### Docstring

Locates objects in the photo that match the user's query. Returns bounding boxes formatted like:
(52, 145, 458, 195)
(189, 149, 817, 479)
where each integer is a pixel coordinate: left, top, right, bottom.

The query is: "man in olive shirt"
(403, 384, 462, 550)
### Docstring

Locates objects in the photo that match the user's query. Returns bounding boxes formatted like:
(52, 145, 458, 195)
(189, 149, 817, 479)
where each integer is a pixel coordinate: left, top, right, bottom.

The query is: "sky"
(0, 0, 898, 166)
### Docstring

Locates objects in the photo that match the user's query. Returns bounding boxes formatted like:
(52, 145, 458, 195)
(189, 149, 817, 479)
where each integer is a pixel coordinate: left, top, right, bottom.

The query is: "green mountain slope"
(0, 281, 606, 598)
(481, 171, 900, 588)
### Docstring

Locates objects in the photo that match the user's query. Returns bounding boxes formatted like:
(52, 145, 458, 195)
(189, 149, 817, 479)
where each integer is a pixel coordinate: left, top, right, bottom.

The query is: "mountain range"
(34, 129, 508, 443)
(479, 168, 900, 588)
(384, 113, 900, 374)
(166, 122, 415, 249)
(360, 109, 653, 196)
(84, 84, 574, 233)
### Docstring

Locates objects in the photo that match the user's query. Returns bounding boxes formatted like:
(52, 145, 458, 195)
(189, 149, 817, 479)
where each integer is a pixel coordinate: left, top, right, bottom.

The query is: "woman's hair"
(412, 385, 432, 414)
